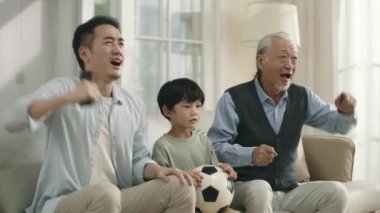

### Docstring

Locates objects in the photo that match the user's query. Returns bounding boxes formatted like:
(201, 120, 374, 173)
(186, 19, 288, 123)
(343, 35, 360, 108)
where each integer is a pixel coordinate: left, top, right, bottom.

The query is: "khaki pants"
(231, 180, 348, 213)
(55, 176, 196, 213)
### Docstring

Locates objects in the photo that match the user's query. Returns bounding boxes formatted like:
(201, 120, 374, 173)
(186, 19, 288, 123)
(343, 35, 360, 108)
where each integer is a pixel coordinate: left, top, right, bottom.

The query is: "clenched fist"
(252, 144, 278, 167)
(335, 92, 356, 114)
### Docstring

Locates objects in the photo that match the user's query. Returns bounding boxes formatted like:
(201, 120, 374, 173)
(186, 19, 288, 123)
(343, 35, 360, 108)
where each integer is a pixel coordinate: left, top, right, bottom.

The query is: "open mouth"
(110, 59, 122, 67)
(280, 73, 292, 79)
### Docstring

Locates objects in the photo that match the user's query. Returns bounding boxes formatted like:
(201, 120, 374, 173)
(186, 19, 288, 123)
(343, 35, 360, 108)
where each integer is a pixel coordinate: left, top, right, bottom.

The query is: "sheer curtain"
(337, 0, 380, 180)
(134, 0, 204, 115)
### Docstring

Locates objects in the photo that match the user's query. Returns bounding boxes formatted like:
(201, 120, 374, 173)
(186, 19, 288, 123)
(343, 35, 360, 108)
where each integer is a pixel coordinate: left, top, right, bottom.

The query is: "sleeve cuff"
(133, 158, 157, 184)
(28, 115, 42, 132)
(236, 146, 255, 167)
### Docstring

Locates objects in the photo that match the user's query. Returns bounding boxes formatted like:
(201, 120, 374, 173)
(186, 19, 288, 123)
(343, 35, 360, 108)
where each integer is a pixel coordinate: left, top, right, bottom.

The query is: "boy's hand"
(216, 163, 237, 181)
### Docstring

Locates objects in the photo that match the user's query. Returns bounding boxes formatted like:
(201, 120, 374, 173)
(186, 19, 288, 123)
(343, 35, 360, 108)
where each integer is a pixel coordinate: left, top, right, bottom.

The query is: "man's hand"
(144, 163, 194, 186)
(252, 144, 278, 166)
(72, 80, 101, 104)
(187, 170, 203, 187)
(216, 163, 237, 181)
(335, 92, 356, 114)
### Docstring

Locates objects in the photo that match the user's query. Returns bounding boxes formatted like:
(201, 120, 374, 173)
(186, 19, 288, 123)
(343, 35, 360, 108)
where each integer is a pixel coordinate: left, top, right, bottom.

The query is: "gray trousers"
(231, 180, 348, 213)
(55, 176, 196, 213)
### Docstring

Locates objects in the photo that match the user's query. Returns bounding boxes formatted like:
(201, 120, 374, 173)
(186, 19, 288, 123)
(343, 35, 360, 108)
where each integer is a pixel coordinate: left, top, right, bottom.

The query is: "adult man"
(3, 16, 195, 213)
(207, 32, 357, 213)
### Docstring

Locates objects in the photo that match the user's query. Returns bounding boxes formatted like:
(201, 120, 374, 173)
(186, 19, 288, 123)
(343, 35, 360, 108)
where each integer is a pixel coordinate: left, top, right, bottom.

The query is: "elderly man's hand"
(252, 144, 278, 166)
(335, 92, 356, 114)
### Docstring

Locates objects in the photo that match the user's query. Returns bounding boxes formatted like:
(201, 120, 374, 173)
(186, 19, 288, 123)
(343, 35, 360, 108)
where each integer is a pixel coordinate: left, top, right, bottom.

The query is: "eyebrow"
(103, 36, 124, 42)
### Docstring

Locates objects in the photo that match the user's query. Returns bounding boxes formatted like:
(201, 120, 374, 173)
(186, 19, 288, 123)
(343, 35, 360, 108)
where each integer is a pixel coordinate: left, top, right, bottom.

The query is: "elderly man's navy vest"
(227, 79, 308, 191)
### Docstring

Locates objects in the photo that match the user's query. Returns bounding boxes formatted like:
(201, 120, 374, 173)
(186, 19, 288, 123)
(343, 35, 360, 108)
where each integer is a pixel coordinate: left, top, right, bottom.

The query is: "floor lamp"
(240, 1, 301, 48)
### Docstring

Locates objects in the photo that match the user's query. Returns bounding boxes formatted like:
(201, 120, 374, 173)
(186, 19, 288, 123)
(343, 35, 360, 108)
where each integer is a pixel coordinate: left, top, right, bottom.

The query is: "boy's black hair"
(72, 15, 120, 72)
(157, 78, 205, 120)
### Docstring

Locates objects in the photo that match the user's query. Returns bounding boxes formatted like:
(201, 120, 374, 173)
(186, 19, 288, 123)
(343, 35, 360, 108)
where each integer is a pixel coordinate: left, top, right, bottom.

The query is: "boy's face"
(165, 100, 203, 129)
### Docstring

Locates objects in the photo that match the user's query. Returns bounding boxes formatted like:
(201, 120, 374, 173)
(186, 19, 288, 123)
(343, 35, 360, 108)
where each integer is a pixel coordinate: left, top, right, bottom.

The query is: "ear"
(78, 46, 90, 63)
(162, 105, 173, 118)
(256, 54, 266, 70)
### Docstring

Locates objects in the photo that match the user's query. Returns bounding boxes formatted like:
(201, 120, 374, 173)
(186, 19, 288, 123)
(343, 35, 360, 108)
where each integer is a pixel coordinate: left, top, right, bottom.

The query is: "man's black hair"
(157, 78, 205, 120)
(72, 15, 120, 72)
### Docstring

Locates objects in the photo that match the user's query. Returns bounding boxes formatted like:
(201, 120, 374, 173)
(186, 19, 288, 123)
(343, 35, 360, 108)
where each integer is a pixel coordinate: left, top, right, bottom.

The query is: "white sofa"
(1, 111, 380, 213)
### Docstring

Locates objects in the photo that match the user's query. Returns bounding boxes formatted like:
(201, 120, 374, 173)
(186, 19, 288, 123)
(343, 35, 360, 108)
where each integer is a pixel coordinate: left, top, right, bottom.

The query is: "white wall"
(217, 0, 253, 93)
(0, 0, 80, 114)
(0, 0, 52, 114)
(0, 0, 80, 165)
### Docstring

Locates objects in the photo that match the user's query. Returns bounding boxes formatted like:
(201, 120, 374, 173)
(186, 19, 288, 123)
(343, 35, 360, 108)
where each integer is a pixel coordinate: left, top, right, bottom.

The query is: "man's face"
(81, 24, 124, 82)
(257, 37, 298, 93)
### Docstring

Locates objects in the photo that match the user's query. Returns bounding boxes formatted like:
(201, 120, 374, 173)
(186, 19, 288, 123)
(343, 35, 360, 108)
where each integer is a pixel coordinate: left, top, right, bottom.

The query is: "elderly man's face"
(257, 37, 298, 94)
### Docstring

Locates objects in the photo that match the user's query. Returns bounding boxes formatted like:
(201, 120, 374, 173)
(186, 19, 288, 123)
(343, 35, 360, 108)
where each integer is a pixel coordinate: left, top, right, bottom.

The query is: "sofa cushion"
(302, 135, 354, 181)
(0, 163, 41, 213)
(345, 181, 380, 213)
(0, 129, 44, 213)
(296, 139, 310, 182)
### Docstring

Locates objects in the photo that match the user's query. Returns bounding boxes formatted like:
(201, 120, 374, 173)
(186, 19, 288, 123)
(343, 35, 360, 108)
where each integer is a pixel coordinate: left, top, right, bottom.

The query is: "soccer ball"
(194, 165, 234, 213)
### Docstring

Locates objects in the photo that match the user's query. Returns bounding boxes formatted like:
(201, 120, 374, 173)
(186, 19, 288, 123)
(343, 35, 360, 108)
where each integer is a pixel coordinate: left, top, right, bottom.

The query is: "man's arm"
(3, 78, 100, 132)
(305, 88, 357, 134)
(28, 94, 75, 120)
(143, 163, 188, 182)
(207, 92, 254, 167)
(28, 79, 100, 120)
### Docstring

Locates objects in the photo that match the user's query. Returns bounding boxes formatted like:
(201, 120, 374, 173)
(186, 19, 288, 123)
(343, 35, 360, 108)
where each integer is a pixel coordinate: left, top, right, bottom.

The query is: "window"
(337, 0, 380, 180)
(131, 0, 215, 115)
(95, 0, 110, 16)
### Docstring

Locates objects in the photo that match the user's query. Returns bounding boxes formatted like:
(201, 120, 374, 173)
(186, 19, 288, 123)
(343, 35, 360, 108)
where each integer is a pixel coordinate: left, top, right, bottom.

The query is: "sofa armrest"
(302, 135, 355, 182)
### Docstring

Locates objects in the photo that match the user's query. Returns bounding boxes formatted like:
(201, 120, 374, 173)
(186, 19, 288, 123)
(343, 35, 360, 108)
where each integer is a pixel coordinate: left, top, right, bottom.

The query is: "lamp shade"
(240, 2, 300, 47)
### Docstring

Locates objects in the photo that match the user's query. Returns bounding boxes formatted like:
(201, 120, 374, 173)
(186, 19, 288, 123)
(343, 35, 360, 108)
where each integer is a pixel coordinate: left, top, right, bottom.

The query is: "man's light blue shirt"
(207, 78, 357, 167)
(3, 77, 156, 213)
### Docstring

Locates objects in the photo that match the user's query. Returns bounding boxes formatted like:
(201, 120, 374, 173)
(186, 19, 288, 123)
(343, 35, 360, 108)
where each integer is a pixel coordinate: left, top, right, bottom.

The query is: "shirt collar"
(110, 84, 124, 105)
(254, 78, 288, 104)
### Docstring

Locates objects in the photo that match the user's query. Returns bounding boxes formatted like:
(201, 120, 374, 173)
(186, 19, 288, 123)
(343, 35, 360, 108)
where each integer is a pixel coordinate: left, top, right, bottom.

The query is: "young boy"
(152, 78, 237, 187)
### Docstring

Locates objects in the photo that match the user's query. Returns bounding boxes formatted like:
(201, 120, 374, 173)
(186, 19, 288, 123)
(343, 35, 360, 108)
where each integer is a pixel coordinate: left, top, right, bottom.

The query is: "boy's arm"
(207, 137, 219, 165)
(151, 141, 171, 168)
(151, 144, 203, 187)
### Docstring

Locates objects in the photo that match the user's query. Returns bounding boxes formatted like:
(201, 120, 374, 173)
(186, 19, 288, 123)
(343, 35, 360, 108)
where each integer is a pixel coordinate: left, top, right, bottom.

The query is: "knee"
(244, 180, 272, 201)
(327, 182, 348, 203)
(234, 180, 272, 212)
(251, 180, 272, 190)
(90, 183, 121, 207)
(166, 176, 196, 202)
